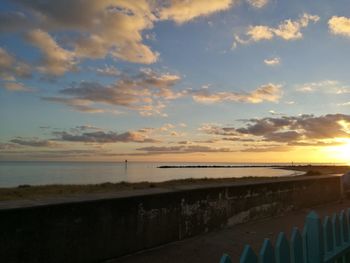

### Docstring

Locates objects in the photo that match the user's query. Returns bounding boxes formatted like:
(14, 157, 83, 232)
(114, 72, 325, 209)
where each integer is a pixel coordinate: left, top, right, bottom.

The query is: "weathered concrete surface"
(111, 200, 350, 263)
(0, 175, 342, 263)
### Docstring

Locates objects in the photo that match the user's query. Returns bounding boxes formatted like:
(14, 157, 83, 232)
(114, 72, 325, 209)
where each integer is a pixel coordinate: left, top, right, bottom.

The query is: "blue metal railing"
(220, 209, 350, 263)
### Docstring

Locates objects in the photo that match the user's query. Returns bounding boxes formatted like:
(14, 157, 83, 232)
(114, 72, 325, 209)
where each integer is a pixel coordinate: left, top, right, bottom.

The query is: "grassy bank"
(0, 165, 348, 202)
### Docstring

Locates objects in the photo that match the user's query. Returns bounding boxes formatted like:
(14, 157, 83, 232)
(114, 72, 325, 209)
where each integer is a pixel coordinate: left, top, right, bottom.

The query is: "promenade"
(109, 200, 350, 263)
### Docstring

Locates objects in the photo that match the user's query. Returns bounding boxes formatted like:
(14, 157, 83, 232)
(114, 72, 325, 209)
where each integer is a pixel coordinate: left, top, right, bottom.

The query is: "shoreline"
(158, 165, 285, 168)
(0, 165, 348, 201)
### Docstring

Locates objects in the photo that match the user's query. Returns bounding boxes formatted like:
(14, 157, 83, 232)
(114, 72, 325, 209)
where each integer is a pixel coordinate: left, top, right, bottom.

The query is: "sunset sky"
(1, 0, 350, 163)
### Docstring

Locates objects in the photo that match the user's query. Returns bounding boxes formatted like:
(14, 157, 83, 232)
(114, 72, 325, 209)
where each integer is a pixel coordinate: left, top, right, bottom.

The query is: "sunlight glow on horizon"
(323, 138, 350, 164)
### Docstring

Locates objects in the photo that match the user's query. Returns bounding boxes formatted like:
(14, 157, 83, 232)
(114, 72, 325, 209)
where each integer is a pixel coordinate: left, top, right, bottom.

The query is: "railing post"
(291, 227, 304, 263)
(304, 211, 324, 263)
(275, 232, 290, 263)
(259, 239, 275, 263)
(323, 216, 334, 253)
(220, 254, 232, 263)
(339, 210, 349, 244)
(240, 245, 257, 263)
(332, 213, 341, 248)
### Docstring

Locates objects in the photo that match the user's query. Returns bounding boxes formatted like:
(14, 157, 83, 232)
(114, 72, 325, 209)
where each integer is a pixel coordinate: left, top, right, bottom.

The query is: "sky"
(0, 0, 350, 163)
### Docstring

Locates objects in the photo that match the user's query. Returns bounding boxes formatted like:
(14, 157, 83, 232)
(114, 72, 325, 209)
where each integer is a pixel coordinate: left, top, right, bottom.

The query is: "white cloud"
(233, 13, 319, 47)
(264, 57, 280, 66)
(296, 80, 350, 94)
(285, 101, 295, 105)
(95, 65, 120, 77)
(192, 83, 282, 104)
(337, 102, 350, 107)
(246, 0, 269, 9)
(328, 16, 350, 37)
(159, 0, 235, 24)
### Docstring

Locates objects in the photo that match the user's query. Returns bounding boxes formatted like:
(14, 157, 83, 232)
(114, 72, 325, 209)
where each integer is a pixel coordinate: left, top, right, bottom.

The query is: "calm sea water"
(0, 161, 308, 188)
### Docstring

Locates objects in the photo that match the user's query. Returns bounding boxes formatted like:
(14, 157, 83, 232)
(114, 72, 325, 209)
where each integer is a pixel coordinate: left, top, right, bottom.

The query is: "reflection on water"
(0, 161, 308, 188)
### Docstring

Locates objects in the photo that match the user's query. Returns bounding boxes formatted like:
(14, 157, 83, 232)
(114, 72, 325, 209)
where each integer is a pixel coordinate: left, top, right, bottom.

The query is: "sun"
(326, 139, 350, 164)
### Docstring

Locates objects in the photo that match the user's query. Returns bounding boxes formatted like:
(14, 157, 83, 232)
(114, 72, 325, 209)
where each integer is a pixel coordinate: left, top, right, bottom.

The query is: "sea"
(0, 161, 333, 188)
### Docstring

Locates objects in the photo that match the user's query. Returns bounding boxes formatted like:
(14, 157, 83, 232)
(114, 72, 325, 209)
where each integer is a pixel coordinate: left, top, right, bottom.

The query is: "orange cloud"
(329, 16, 350, 37)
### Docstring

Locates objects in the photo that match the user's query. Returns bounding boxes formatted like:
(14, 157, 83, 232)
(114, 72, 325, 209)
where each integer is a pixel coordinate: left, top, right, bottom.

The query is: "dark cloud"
(199, 124, 238, 136)
(201, 114, 350, 147)
(0, 149, 104, 159)
(10, 138, 58, 147)
(136, 145, 233, 154)
(74, 125, 102, 131)
(42, 69, 184, 116)
(222, 137, 256, 142)
(240, 146, 291, 152)
(54, 131, 159, 143)
(264, 131, 302, 142)
(0, 11, 31, 32)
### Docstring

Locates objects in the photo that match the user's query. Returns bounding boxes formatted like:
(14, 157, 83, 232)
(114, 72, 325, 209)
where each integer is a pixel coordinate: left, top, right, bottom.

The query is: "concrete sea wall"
(0, 175, 342, 263)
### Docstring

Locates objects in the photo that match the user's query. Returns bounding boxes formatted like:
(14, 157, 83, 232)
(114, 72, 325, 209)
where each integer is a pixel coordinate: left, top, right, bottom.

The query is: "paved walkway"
(106, 200, 350, 263)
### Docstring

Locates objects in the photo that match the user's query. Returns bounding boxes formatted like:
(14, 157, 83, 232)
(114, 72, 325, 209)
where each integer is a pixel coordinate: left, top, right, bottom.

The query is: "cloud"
(285, 101, 295, 105)
(244, 26, 274, 42)
(0, 47, 31, 81)
(241, 145, 290, 152)
(192, 83, 282, 104)
(328, 16, 350, 37)
(0, 143, 21, 150)
(13, 0, 159, 65)
(136, 145, 233, 154)
(205, 114, 350, 146)
(94, 65, 120, 77)
(338, 102, 350, 107)
(0, 149, 106, 159)
(0, 48, 13, 71)
(269, 110, 284, 116)
(295, 80, 350, 94)
(289, 141, 346, 147)
(74, 125, 103, 131)
(42, 97, 107, 113)
(198, 114, 350, 153)
(234, 13, 319, 47)
(159, 123, 175, 132)
(264, 57, 280, 66)
(159, 0, 234, 24)
(4, 0, 239, 69)
(3, 81, 32, 92)
(43, 69, 184, 116)
(54, 130, 159, 143)
(0, 11, 31, 32)
(199, 124, 238, 136)
(26, 29, 77, 75)
(10, 138, 59, 147)
(246, 0, 269, 8)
